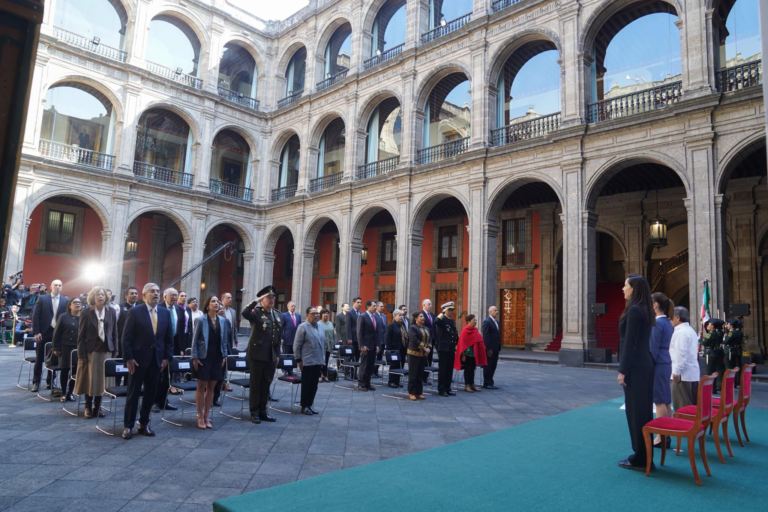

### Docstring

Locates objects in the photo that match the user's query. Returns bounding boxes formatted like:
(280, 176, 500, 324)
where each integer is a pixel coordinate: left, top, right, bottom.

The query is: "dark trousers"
(300, 365, 321, 407)
(423, 348, 434, 383)
(463, 357, 477, 386)
(33, 333, 53, 385)
(124, 360, 160, 428)
(323, 352, 330, 377)
(358, 347, 375, 387)
(59, 369, 74, 395)
(282, 344, 294, 374)
(437, 349, 454, 393)
(154, 364, 170, 406)
(249, 359, 276, 415)
(623, 366, 655, 467)
(483, 350, 499, 386)
(408, 355, 425, 396)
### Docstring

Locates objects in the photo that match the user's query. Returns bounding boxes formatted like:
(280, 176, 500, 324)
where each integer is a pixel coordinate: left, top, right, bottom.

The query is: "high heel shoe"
(197, 416, 206, 430)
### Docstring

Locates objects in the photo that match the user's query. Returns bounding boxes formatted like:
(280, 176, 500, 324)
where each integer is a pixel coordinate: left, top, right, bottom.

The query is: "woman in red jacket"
(455, 315, 488, 392)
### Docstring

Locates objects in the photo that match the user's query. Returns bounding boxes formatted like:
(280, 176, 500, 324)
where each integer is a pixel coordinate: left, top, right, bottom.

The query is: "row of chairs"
(641, 363, 756, 486)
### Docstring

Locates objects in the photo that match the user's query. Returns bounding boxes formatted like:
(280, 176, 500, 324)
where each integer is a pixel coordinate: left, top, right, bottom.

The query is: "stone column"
(344, 92, 359, 183)
(404, 232, 424, 314)
(101, 197, 130, 295)
(295, 247, 315, 310)
(559, 2, 583, 125)
(335, 203, 354, 302)
(352, 128, 367, 181)
(254, 130, 272, 203)
(3, 177, 33, 277)
(304, 146, 319, 191)
(622, 195, 646, 276)
(406, 0, 430, 51)
(24, 51, 50, 153)
(129, 0, 152, 68)
(532, 203, 557, 348)
(681, 2, 715, 97)
(726, 179, 760, 336)
(473, 0, 488, 18)
(399, 69, 417, 166)
(394, 194, 412, 307)
(207, 19, 225, 94)
(196, 107, 215, 190)
(577, 52, 594, 124)
(241, 252, 255, 311)
(467, 180, 487, 315)
(183, 213, 208, 295)
(203, 235, 222, 299)
(41, 0, 58, 35)
(117, 80, 143, 176)
(469, 37, 489, 150)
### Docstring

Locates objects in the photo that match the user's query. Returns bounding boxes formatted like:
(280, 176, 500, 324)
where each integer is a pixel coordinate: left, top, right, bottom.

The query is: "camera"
(8, 271, 22, 282)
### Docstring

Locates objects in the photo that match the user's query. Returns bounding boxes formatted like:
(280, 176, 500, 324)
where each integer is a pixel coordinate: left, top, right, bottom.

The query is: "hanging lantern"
(649, 189, 668, 249)
(361, 246, 369, 266)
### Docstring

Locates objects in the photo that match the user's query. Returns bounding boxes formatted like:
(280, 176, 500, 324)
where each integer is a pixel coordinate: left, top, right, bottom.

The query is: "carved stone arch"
(29, 188, 112, 232)
(486, 173, 565, 224)
(414, 63, 473, 112)
(351, 203, 400, 243)
(270, 128, 301, 162)
(596, 226, 628, 261)
(276, 41, 310, 76)
(410, 190, 470, 236)
(264, 223, 297, 257)
(43, 75, 125, 123)
(147, 7, 212, 57)
(309, 111, 348, 148)
(219, 36, 266, 77)
(355, 88, 403, 131)
(314, 15, 354, 59)
(716, 132, 766, 194)
(204, 219, 255, 253)
(361, 0, 396, 34)
(124, 206, 193, 244)
(302, 214, 342, 251)
(138, 100, 203, 146)
(211, 123, 258, 159)
(486, 27, 564, 86)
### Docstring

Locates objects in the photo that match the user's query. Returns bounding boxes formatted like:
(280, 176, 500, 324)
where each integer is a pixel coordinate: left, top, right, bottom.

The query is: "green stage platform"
(214, 398, 767, 512)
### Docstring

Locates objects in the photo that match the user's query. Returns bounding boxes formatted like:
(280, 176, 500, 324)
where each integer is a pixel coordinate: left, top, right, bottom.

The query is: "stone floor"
(1, 345, 766, 512)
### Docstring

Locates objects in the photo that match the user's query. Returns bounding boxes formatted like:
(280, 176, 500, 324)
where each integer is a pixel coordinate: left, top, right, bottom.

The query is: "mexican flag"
(701, 279, 711, 324)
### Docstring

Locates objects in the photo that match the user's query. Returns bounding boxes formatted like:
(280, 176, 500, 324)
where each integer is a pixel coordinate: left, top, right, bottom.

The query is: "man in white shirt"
(669, 306, 701, 410)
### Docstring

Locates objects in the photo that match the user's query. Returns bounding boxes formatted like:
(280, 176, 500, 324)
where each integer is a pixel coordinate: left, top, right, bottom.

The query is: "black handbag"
(45, 347, 59, 368)
(327, 368, 338, 382)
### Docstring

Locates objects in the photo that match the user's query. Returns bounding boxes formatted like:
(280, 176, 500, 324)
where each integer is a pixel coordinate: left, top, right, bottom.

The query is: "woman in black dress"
(407, 312, 431, 401)
(192, 296, 229, 429)
(617, 274, 656, 471)
(52, 297, 82, 403)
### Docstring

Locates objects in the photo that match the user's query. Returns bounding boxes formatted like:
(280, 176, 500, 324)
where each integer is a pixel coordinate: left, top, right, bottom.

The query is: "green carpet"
(214, 399, 767, 512)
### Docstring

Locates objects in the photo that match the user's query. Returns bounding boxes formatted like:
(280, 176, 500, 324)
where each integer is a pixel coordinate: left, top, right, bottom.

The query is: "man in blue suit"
(121, 283, 173, 439)
(343, 297, 362, 380)
(280, 301, 300, 375)
(482, 306, 501, 390)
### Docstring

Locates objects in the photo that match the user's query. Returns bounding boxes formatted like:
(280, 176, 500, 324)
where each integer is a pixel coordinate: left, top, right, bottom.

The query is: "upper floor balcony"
(588, 81, 683, 125)
(417, 138, 469, 165)
(278, 90, 304, 109)
(421, 13, 472, 45)
(217, 86, 260, 111)
(717, 60, 763, 93)
(133, 161, 193, 188)
(363, 44, 404, 71)
(53, 26, 127, 62)
(209, 179, 254, 202)
(39, 139, 115, 171)
(146, 60, 203, 90)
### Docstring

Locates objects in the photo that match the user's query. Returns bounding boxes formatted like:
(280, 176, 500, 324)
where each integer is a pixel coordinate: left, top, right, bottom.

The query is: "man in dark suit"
(334, 302, 348, 347)
(435, 302, 459, 396)
(121, 283, 173, 439)
(280, 301, 300, 375)
(356, 300, 378, 391)
(344, 297, 362, 380)
(31, 279, 69, 393)
(153, 288, 184, 412)
(116, 286, 139, 386)
(420, 299, 436, 384)
(372, 301, 388, 378)
(482, 306, 501, 390)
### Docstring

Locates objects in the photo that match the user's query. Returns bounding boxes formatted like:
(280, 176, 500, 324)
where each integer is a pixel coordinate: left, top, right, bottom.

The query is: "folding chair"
(382, 350, 408, 400)
(271, 355, 300, 414)
(330, 342, 342, 371)
(225, 351, 249, 402)
(423, 353, 438, 395)
(96, 359, 133, 436)
(220, 354, 250, 420)
(335, 345, 360, 391)
(162, 357, 198, 427)
(62, 349, 82, 416)
(453, 362, 466, 391)
(39, 342, 63, 401)
(16, 337, 36, 390)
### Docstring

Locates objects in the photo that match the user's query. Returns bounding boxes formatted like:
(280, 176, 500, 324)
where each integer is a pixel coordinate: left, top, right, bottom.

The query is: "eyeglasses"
(308, 312, 320, 316)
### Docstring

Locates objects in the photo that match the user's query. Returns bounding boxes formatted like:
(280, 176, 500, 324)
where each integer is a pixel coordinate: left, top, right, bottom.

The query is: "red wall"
(359, 227, 378, 301)
(216, 232, 238, 297)
(23, 202, 103, 296)
(419, 218, 470, 314)
(311, 232, 336, 305)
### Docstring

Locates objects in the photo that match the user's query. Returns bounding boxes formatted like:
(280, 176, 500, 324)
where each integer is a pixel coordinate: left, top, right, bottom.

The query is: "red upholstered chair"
(733, 363, 756, 447)
(641, 373, 716, 486)
(675, 367, 738, 464)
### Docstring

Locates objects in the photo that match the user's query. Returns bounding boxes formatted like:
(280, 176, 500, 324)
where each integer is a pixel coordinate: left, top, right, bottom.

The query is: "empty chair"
(62, 349, 82, 416)
(162, 357, 198, 427)
(335, 345, 360, 390)
(382, 350, 408, 400)
(732, 363, 756, 447)
(270, 355, 301, 414)
(96, 359, 133, 436)
(39, 342, 62, 402)
(220, 354, 250, 420)
(16, 337, 37, 390)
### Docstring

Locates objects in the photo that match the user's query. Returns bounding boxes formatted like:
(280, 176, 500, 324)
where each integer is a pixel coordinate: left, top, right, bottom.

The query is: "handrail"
(421, 13, 472, 44)
(53, 26, 127, 62)
(277, 90, 304, 108)
(217, 86, 260, 110)
(717, 59, 762, 92)
(651, 248, 689, 292)
(416, 137, 469, 165)
(146, 60, 203, 90)
(588, 81, 682, 124)
(356, 156, 400, 180)
(491, 112, 561, 147)
(209, 179, 253, 202)
(310, 173, 343, 192)
(270, 183, 298, 202)
(363, 43, 404, 71)
(316, 69, 349, 91)
(39, 139, 115, 171)
(491, 0, 526, 13)
(133, 161, 193, 188)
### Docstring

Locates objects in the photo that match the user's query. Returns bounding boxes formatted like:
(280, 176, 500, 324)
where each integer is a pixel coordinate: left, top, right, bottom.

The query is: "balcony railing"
(718, 59, 762, 93)
(421, 13, 472, 44)
(270, 184, 298, 202)
(53, 26, 127, 62)
(146, 60, 203, 90)
(491, 112, 561, 147)
(39, 139, 114, 170)
(416, 137, 469, 165)
(588, 81, 683, 124)
(316, 69, 349, 92)
(309, 173, 343, 192)
(491, 0, 525, 13)
(133, 161, 193, 188)
(277, 90, 304, 109)
(217, 86, 260, 110)
(363, 43, 404, 70)
(209, 179, 253, 202)
(356, 156, 400, 180)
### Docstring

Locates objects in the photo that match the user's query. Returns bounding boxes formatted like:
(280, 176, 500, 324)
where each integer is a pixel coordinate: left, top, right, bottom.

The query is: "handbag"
(46, 347, 59, 368)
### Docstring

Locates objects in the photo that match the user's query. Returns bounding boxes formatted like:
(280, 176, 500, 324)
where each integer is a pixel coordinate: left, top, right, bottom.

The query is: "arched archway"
(280, 45, 307, 104)
(348, 206, 399, 310)
(363, 0, 407, 68)
(217, 42, 259, 108)
(715, 0, 762, 81)
(210, 129, 253, 201)
(134, 108, 194, 187)
(416, 70, 471, 164)
(301, 218, 342, 313)
(53, 0, 129, 55)
(199, 224, 247, 323)
(316, 21, 352, 89)
(146, 13, 204, 83)
(272, 134, 301, 201)
(358, 95, 402, 179)
(311, 117, 345, 191)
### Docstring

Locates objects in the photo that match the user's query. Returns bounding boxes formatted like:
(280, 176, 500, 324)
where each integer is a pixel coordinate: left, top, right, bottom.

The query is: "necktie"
(150, 307, 157, 335)
(51, 296, 59, 328)
(97, 309, 105, 342)
(426, 313, 432, 325)
(170, 306, 177, 336)
(371, 313, 376, 330)
(292, 313, 296, 327)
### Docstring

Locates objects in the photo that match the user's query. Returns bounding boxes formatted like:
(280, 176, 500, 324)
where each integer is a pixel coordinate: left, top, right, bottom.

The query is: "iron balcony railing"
(416, 137, 469, 165)
(133, 161, 193, 188)
(53, 26, 127, 62)
(491, 112, 561, 147)
(270, 183, 298, 202)
(316, 69, 349, 92)
(492, 0, 525, 13)
(209, 179, 253, 202)
(39, 139, 115, 170)
(717, 59, 762, 93)
(146, 60, 203, 90)
(363, 43, 404, 70)
(356, 155, 400, 180)
(588, 81, 683, 124)
(217, 86, 260, 110)
(421, 13, 472, 44)
(277, 90, 304, 108)
(309, 173, 343, 192)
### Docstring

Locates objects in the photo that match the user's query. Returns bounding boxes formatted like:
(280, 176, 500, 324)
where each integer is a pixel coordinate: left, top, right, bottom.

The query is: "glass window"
(502, 218, 525, 266)
(147, 17, 200, 75)
(425, 73, 470, 148)
(46, 209, 76, 254)
(381, 232, 397, 272)
(438, 225, 458, 269)
(500, 46, 560, 127)
(41, 85, 113, 153)
(212, 130, 250, 187)
(135, 109, 191, 172)
(318, 118, 345, 177)
(429, 0, 472, 28)
(218, 43, 257, 97)
(278, 135, 301, 188)
(285, 47, 307, 95)
(720, 0, 761, 66)
(325, 24, 352, 78)
(54, 0, 126, 49)
(366, 98, 402, 163)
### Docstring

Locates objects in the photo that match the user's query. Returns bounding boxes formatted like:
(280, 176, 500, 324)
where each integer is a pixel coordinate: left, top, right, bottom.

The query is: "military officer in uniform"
(242, 285, 281, 424)
(700, 318, 725, 394)
(724, 318, 744, 387)
(434, 302, 459, 397)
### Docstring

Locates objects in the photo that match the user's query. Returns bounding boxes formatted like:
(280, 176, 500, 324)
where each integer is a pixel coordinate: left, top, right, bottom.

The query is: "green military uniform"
(724, 318, 744, 387)
(700, 319, 725, 393)
(242, 285, 282, 423)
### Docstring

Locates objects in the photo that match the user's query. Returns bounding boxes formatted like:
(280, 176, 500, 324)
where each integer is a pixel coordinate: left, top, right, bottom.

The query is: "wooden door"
(500, 288, 526, 347)
(379, 291, 395, 323)
(435, 289, 458, 320)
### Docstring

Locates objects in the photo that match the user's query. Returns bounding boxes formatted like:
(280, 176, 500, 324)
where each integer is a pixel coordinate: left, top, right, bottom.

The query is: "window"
(46, 210, 76, 253)
(438, 225, 458, 269)
(502, 218, 525, 266)
(381, 232, 397, 272)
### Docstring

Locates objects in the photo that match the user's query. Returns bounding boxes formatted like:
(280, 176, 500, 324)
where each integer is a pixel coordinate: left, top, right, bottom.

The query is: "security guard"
(701, 318, 725, 394)
(724, 318, 744, 387)
(434, 302, 459, 397)
(242, 285, 281, 424)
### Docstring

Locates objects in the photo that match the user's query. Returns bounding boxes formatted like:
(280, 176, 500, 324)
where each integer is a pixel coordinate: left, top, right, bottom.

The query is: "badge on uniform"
(263, 323, 267, 330)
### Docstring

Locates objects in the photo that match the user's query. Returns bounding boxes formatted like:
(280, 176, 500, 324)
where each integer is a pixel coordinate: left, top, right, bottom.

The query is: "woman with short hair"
(650, 292, 674, 448)
(407, 312, 431, 401)
(294, 307, 325, 415)
(52, 297, 82, 403)
(192, 295, 229, 429)
(318, 309, 334, 383)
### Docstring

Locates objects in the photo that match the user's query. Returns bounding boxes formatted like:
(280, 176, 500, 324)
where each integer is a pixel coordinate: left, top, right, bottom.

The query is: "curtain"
(324, 43, 331, 77)
(367, 107, 379, 163)
(423, 102, 431, 148)
(496, 73, 505, 129)
(183, 131, 194, 174)
(280, 143, 289, 187)
(286, 59, 295, 96)
(317, 134, 326, 177)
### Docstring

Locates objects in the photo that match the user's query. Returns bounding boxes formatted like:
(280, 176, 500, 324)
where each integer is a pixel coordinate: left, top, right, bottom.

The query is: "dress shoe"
(84, 407, 93, 419)
(483, 385, 499, 390)
(224, 384, 233, 392)
(372, 373, 380, 378)
(367, 385, 376, 391)
(31, 384, 39, 393)
(52, 389, 62, 398)
(251, 415, 261, 424)
(137, 424, 155, 437)
(121, 428, 132, 440)
(301, 407, 313, 416)
(388, 383, 399, 388)
(653, 438, 672, 449)
(471, 384, 482, 392)
(464, 385, 474, 393)
(618, 459, 654, 471)
(417, 395, 426, 400)
(308, 407, 318, 415)
(258, 413, 276, 422)
(95, 408, 105, 418)
(163, 402, 178, 411)
(357, 385, 368, 392)
(46, 384, 52, 390)
(65, 393, 76, 402)
(151, 405, 160, 413)
(439, 392, 450, 397)
(409, 394, 418, 401)
(213, 399, 222, 407)
(446, 391, 456, 396)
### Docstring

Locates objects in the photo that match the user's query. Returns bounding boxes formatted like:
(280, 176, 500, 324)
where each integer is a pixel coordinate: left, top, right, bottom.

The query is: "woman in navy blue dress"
(649, 292, 674, 448)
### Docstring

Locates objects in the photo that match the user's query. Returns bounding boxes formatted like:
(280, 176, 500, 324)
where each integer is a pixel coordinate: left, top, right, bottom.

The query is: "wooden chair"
(732, 363, 756, 447)
(675, 368, 738, 464)
(641, 373, 716, 486)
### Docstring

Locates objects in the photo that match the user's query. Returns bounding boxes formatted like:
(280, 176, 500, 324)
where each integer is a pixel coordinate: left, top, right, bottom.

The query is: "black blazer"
(117, 301, 139, 354)
(78, 306, 118, 355)
(386, 321, 407, 351)
(482, 317, 501, 352)
(121, 304, 174, 368)
(334, 312, 347, 342)
(356, 312, 377, 351)
(420, 310, 436, 342)
(158, 302, 191, 354)
(346, 308, 360, 343)
(32, 294, 69, 338)
(618, 305, 655, 376)
(374, 312, 387, 347)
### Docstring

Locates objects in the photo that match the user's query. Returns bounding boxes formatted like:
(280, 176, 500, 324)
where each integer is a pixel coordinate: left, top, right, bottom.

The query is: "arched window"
(366, 98, 402, 165)
(218, 43, 258, 109)
(39, 83, 116, 170)
(366, 0, 406, 68)
(210, 130, 252, 201)
(285, 47, 307, 99)
(718, 0, 762, 91)
(317, 118, 346, 178)
(318, 23, 352, 89)
(146, 16, 202, 87)
(419, 73, 470, 163)
(423, 0, 473, 43)
(134, 108, 193, 187)
(53, 0, 127, 60)
(278, 135, 301, 189)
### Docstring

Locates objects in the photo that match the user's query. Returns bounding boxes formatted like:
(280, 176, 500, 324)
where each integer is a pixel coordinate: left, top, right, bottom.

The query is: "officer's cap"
(256, 285, 277, 300)
(709, 318, 724, 329)
(441, 301, 455, 311)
